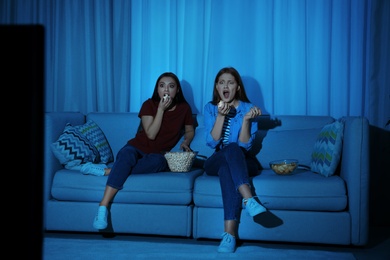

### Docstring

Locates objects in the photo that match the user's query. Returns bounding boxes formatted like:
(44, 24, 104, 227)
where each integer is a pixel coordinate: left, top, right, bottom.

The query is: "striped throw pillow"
(51, 124, 100, 168)
(311, 120, 344, 177)
(74, 120, 114, 163)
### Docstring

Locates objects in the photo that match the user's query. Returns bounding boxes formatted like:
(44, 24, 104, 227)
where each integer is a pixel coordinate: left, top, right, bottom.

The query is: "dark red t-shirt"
(128, 98, 194, 154)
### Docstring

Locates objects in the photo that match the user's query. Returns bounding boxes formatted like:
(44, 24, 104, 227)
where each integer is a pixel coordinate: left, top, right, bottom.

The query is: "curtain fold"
(1, 0, 389, 129)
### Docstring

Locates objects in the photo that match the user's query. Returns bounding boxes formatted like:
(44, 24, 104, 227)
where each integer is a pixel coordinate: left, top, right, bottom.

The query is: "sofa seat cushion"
(193, 169, 347, 211)
(51, 168, 203, 205)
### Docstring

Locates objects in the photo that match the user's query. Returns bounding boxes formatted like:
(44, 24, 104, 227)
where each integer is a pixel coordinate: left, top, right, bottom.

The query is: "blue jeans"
(204, 143, 259, 221)
(106, 144, 168, 190)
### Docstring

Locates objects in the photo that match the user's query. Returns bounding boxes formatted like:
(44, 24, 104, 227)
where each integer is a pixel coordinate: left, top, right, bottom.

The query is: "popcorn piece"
(163, 94, 169, 101)
(218, 101, 224, 108)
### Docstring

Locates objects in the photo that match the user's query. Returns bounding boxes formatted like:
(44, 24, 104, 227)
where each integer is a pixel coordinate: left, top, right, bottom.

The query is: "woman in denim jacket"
(204, 67, 267, 253)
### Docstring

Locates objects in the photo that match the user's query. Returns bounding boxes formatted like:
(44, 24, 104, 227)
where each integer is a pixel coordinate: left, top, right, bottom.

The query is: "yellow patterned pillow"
(311, 120, 344, 177)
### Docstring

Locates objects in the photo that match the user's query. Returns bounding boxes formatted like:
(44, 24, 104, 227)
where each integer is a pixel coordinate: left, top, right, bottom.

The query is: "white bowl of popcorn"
(269, 159, 299, 175)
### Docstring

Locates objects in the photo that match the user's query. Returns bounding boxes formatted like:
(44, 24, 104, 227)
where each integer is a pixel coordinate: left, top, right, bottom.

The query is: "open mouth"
(223, 90, 230, 99)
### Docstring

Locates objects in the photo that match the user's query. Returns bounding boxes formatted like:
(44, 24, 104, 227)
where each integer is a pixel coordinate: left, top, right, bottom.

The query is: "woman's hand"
(180, 125, 195, 152)
(239, 106, 261, 143)
(180, 142, 192, 152)
(217, 101, 231, 115)
(244, 106, 262, 120)
(158, 95, 172, 111)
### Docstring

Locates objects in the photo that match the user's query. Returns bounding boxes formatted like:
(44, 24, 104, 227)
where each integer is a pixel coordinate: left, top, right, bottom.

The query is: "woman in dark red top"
(92, 72, 195, 230)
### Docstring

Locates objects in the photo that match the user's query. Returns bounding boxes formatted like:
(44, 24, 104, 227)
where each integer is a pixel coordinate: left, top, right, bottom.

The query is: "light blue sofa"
(44, 112, 370, 246)
(192, 115, 370, 246)
(44, 112, 203, 237)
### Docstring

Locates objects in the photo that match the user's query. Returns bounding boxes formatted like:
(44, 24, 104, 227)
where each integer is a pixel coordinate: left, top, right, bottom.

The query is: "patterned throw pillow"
(74, 120, 114, 163)
(311, 120, 344, 177)
(51, 124, 100, 168)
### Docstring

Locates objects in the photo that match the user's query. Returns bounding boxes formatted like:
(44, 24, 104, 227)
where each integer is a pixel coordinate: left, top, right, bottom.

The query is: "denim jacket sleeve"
(204, 102, 258, 151)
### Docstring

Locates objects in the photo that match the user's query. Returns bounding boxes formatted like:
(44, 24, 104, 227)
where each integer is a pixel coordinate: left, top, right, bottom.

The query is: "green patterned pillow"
(74, 120, 114, 163)
(311, 120, 344, 177)
(51, 124, 100, 168)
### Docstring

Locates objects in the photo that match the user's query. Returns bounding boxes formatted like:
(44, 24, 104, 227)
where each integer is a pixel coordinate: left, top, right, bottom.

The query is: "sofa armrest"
(43, 112, 85, 217)
(339, 116, 370, 245)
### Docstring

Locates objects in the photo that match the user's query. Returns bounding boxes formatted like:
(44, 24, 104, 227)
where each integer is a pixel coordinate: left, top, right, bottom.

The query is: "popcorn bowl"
(164, 151, 198, 172)
(269, 159, 299, 175)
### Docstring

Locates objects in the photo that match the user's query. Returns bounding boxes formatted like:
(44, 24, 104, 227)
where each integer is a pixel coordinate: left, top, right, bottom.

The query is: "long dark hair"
(151, 72, 188, 105)
(211, 67, 251, 105)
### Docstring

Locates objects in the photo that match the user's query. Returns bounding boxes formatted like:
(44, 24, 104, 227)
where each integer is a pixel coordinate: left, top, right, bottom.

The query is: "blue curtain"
(1, 0, 389, 130)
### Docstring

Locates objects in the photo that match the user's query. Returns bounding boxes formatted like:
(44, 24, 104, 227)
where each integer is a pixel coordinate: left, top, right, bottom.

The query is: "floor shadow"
(364, 225, 390, 249)
(253, 211, 284, 228)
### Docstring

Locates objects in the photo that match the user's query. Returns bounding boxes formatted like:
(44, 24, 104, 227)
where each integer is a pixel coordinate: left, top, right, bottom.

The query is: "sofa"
(43, 111, 370, 246)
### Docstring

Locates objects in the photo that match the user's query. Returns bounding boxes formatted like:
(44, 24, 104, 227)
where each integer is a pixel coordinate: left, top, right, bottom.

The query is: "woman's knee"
(148, 154, 168, 169)
(118, 144, 136, 156)
(115, 145, 138, 162)
(225, 143, 245, 158)
(225, 143, 240, 152)
(146, 153, 163, 161)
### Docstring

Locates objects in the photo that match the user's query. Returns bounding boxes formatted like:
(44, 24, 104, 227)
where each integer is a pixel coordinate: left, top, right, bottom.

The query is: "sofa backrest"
(171, 114, 215, 158)
(87, 112, 140, 158)
(252, 115, 335, 168)
(86, 113, 336, 169)
(180, 114, 336, 168)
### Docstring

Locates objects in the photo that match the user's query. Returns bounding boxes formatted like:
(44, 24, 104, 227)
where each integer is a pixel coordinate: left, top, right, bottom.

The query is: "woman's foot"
(243, 197, 267, 216)
(93, 205, 108, 229)
(81, 162, 108, 176)
(218, 232, 236, 253)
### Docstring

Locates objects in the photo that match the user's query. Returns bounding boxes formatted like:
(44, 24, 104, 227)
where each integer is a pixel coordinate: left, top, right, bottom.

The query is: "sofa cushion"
(51, 168, 204, 205)
(51, 123, 100, 168)
(311, 120, 344, 177)
(193, 170, 347, 211)
(74, 120, 114, 163)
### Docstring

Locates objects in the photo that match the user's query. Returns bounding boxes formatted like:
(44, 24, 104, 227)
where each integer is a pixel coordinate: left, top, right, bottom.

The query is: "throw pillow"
(311, 119, 344, 177)
(51, 123, 100, 168)
(74, 120, 114, 163)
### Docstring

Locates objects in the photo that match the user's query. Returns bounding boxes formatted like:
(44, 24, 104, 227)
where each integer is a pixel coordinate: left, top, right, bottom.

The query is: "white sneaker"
(243, 197, 267, 217)
(93, 206, 108, 229)
(80, 162, 107, 176)
(218, 232, 236, 253)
